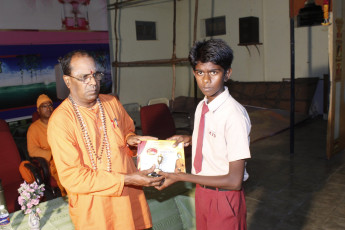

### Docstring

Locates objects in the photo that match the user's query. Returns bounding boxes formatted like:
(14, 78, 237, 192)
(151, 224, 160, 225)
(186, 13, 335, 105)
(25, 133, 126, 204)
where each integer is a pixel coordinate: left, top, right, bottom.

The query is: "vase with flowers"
(18, 182, 45, 230)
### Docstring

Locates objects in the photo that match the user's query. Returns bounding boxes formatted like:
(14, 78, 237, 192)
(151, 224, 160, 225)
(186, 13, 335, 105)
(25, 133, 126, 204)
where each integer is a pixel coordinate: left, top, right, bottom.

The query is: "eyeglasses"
(67, 72, 104, 84)
(40, 104, 53, 109)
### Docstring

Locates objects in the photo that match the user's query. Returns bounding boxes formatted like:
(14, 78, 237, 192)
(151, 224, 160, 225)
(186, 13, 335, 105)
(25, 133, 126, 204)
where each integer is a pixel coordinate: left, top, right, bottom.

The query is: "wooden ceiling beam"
(108, 0, 175, 9)
(112, 58, 189, 67)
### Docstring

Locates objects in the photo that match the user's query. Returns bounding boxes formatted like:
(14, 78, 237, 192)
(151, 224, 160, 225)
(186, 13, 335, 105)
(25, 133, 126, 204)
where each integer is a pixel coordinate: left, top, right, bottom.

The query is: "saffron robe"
(27, 119, 66, 196)
(47, 94, 152, 230)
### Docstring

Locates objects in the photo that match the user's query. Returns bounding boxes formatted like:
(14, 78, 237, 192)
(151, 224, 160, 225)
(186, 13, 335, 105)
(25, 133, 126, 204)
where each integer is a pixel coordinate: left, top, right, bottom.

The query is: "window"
(135, 21, 156, 40)
(205, 16, 226, 37)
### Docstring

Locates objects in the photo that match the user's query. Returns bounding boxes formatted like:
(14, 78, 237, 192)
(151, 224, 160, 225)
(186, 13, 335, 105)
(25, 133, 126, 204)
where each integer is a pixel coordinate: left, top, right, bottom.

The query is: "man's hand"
(167, 135, 192, 147)
(127, 135, 158, 147)
(124, 166, 163, 187)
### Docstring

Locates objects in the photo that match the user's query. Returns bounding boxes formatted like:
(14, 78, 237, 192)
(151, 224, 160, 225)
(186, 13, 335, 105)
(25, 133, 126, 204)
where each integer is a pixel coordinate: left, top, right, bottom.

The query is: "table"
(9, 182, 196, 230)
(9, 196, 73, 230)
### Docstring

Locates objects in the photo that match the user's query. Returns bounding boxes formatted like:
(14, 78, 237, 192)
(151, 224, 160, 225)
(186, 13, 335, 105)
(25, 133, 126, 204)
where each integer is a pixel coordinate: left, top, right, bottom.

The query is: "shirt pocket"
(108, 121, 126, 148)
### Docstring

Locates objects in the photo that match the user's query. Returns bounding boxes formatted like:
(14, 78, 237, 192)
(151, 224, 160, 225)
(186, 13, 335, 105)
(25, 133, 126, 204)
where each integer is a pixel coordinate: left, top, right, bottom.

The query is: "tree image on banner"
(17, 55, 42, 83)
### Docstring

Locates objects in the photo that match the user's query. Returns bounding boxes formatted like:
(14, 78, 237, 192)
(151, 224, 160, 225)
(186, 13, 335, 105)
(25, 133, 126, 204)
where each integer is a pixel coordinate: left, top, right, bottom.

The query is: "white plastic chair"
(148, 97, 170, 107)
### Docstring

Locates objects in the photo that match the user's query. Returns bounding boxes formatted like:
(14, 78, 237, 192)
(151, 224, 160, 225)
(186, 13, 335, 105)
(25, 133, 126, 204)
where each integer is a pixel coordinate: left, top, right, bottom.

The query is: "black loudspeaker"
(239, 17, 259, 44)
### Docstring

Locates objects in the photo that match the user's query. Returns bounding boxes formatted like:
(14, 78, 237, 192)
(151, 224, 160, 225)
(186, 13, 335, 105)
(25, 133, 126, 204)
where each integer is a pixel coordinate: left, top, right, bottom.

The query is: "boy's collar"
(204, 86, 229, 112)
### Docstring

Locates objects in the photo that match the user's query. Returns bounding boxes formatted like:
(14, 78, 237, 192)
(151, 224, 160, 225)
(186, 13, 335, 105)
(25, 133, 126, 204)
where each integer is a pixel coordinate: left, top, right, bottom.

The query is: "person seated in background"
(27, 94, 66, 196)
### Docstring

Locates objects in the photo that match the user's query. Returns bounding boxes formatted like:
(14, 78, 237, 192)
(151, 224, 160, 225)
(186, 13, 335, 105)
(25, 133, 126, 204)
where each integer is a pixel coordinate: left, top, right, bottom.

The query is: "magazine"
(137, 140, 186, 173)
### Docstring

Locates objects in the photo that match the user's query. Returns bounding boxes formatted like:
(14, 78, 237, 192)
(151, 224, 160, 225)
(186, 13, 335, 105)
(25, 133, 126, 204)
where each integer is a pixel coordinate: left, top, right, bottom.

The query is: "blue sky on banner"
(0, 44, 111, 87)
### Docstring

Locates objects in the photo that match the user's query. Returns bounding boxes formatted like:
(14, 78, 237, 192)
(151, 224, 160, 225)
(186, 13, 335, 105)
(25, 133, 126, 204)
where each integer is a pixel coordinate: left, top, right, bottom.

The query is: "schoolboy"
(156, 39, 251, 230)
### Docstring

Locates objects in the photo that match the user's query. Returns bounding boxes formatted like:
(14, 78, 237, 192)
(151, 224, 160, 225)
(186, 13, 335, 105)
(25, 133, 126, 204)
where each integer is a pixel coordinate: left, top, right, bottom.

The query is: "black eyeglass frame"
(66, 72, 104, 84)
(39, 104, 54, 109)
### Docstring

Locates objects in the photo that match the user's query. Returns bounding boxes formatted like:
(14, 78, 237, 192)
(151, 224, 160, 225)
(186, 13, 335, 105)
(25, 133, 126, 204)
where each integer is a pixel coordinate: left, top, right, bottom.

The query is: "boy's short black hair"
(188, 39, 233, 72)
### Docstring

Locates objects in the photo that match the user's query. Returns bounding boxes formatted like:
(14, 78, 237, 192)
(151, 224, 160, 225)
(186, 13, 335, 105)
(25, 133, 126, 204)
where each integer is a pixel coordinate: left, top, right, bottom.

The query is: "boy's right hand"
(167, 135, 192, 147)
(154, 171, 179, 190)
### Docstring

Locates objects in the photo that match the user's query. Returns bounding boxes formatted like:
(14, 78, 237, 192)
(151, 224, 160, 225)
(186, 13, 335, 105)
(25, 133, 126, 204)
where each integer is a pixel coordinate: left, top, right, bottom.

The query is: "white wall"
(108, 1, 176, 105)
(295, 26, 329, 78)
(263, 0, 290, 81)
(108, 0, 329, 110)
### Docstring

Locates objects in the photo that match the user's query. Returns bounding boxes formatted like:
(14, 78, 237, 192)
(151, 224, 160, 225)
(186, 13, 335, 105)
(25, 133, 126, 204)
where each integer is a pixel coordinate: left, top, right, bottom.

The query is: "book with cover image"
(137, 140, 186, 175)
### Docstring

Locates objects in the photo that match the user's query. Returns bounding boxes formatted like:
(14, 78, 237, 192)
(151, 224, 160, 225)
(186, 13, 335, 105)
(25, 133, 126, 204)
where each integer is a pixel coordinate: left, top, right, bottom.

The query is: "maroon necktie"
(194, 102, 209, 174)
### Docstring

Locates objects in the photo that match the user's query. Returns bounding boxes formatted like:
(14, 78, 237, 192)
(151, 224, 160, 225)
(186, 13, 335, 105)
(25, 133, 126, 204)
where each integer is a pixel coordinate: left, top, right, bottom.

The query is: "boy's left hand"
(167, 135, 192, 147)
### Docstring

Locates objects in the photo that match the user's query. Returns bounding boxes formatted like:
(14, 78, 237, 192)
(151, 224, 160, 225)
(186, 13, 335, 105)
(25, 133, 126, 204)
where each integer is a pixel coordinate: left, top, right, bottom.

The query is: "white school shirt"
(191, 87, 251, 180)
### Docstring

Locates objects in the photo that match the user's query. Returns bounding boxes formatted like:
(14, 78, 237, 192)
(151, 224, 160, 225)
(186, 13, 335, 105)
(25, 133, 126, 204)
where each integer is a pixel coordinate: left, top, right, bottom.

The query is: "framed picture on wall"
(205, 16, 226, 37)
(135, 21, 157, 40)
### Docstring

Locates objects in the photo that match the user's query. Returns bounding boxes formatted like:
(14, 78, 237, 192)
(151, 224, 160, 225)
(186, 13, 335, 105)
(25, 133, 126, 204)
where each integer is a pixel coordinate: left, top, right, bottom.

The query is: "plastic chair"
(140, 103, 176, 140)
(0, 119, 25, 213)
(0, 118, 61, 213)
(24, 157, 62, 199)
(148, 97, 170, 107)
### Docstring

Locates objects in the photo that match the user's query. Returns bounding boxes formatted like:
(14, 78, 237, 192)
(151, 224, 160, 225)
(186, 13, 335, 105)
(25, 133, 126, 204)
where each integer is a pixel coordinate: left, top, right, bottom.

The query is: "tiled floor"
(244, 116, 345, 230)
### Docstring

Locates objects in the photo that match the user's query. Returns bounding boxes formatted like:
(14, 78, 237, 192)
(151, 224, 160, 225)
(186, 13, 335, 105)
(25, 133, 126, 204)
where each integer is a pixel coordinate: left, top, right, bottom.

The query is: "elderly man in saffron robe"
(47, 50, 163, 230)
